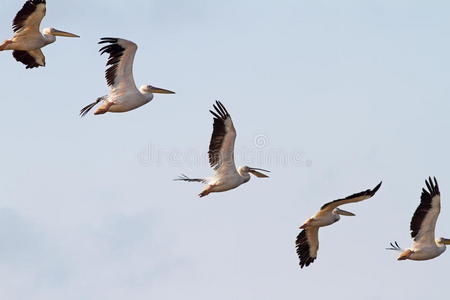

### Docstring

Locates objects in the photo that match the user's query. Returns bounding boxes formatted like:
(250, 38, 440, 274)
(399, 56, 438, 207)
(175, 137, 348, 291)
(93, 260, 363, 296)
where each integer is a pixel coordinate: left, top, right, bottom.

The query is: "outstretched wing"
(98, 37, 138, 92)
(13, 0, 46, 33)
(12, 49, 45, 69)
(318, 182, 382, 214)
(208, 101, 238, 175)
(411, 177, 440, 247)
(295, 227, 319, 268)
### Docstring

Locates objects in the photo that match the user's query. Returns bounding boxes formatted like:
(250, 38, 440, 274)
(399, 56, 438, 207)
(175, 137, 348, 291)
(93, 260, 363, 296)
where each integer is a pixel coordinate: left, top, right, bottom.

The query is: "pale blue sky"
(1, 1, 450, 299)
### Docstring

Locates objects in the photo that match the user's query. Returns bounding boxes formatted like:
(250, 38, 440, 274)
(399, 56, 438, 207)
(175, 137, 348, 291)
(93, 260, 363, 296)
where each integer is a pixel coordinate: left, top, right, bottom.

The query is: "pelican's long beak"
(442, 238, 450, 245)
(150, 86, 175, 94)
(249, 167, 270, 178)
(50, 28, 80, 38)
(335, 208, 355, 216)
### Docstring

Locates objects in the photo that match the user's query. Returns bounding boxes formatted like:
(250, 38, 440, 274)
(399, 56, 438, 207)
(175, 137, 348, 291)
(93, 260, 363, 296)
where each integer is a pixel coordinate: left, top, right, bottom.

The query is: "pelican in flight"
(80, 38, 175, 116)
(0, 0, 79, 68)
(387, 177, 450, 261)
(175, 101, 270, 197)
(295, 182, 382, 268)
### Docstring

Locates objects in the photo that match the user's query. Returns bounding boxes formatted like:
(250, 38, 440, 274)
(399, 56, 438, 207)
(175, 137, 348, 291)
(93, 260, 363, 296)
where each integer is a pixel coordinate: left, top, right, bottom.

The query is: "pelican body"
(387, 177, 450, 261)
(0, 0, 79, 68)
(175, 101, 270, 197)
(80, 38, 175, 116)
(296, 182, 382, 268)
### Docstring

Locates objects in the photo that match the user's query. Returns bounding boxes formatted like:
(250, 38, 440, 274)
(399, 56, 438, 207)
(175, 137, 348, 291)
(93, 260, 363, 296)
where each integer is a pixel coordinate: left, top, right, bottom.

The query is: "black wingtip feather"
(97, 38, 125, 87)
(210, 100, 230, 120)
(410, 177, 440, 239)
(12, 0, 46, 33)
(173, 174, 204, 183)
(79, 97, 103, 117)
(295, 229, 316, 269)
(208, 101, 233, 169)
(209, 110, 221, 119)
(12, 50, 41, 69)
(370, 181, 382, 196)
(320, 181, 382, 210)
(386, 241, 401, 251)
(216, 101, 230, 117)
(99, 37, 118, 43)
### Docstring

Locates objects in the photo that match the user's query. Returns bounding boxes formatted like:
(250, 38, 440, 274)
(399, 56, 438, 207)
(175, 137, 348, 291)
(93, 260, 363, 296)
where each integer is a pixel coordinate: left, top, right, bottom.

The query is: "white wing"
(98, 38, 138, 93)
(316, 182, 382, 217)
(13, 0, 46, 34)
(208, 101, 238, 176)
(295, 227, 319, 268)
(411, 177, 441, 248)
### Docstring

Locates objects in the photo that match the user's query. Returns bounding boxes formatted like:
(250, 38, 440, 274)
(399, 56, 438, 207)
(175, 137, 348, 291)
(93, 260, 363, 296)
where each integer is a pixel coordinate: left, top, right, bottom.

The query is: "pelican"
(175, 101, 270, 197)
(295, 182, 382, 268)
(0, 0, 79, 68)
(387, 177, 450, 261)
(80, 38, 175, 116)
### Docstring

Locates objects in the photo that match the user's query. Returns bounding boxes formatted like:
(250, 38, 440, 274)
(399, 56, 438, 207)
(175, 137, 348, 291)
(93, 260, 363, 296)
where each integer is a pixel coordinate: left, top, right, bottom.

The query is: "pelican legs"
(199, 185, 214, 197)
(94, 101, 114, 115)
(397, 249, 414, 260)
(199, 190, 210, 197)
(0, 40, 13, 51)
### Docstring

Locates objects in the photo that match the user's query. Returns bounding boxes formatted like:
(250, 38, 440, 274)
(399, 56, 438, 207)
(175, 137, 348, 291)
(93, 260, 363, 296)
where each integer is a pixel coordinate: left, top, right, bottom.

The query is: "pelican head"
(239, 166, 270, 178)
(437, 238, 450, 245)
(333, 208, 355, 216)
(139, 85, 175, 95)
(43, 27, 80, 38)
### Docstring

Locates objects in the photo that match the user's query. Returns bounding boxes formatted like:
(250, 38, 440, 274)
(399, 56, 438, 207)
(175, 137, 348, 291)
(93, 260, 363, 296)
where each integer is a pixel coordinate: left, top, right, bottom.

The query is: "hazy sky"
(1, 0, 450, 299)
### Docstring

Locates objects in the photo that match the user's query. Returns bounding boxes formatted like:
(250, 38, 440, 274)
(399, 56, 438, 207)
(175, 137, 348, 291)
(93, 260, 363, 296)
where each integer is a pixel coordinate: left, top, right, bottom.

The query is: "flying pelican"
(80, 38, 175, 116)
(295, 182, 382, 268)
(387, 177, 450, 261)
(0, 0, 79, 68)
(175, 101, 270, 197)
